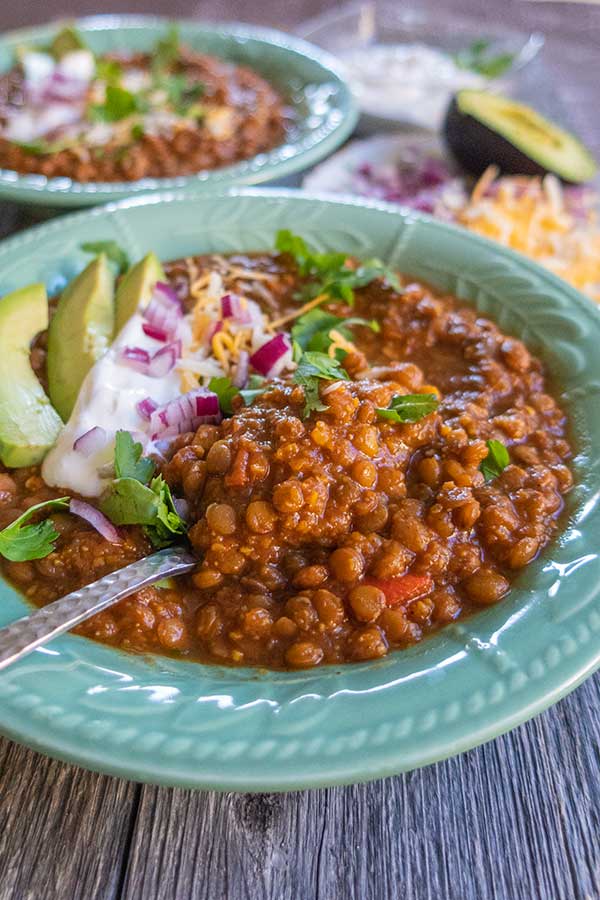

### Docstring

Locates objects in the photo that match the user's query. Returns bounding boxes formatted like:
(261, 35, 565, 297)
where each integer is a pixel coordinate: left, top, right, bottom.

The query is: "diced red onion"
(250, 333, 292, 377)
(143, 297, 182, 339)
(173, 498, 190, 521)
(142, 322, 169, 342)
(221, 293, 252, 324)
(147, 341, 181, 378)
(73, 426, 107, 457)
(121, 346, 151, 373)
(206, 320, 223, 344)
(232, 350, 250, 388)
(154, 281, 182, 310)
(148, 389, 221, 438)
(69, 499, 122, 544)
(136, 397, 158, 421)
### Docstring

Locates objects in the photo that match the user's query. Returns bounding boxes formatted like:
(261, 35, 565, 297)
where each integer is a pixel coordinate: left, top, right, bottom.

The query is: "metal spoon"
(0, 547, 196, 672)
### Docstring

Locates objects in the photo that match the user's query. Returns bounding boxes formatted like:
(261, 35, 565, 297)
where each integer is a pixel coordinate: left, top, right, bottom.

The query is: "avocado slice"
(0, 284, 62, 467)
(115, 252, 165, 336)
(48, 254, 114, 422)
(444, 89, 597, 184)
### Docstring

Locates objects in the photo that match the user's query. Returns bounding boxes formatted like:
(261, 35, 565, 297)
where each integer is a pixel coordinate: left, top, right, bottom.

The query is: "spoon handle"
(0, 547, 196, 672)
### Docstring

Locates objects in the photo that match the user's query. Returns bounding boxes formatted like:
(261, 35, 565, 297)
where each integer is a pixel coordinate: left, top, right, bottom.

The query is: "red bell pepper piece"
(365, 574, 433, 607)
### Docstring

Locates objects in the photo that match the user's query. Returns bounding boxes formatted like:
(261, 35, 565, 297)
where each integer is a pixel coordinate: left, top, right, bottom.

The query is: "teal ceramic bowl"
(0, 189, 599, 791)
(0, 16, 357, 207)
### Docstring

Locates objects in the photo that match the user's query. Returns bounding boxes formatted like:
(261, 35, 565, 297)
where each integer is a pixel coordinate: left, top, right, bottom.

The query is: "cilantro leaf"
(114, 430, 155, 483)
(49, 26, 87, 60)
(0, 498, 70, 562)
(293, 351, 349, 417)
(80, 240, 130, 274)
(240, 374, 268, 407)
(292, 308, 379, 355)
(150, 475, 188, 547)
(275, 230, 400, 306)
(376, 393, 440, 423)
(208, 376, 239, 416)
(479, 439, 510, 481)
(100, 434, 187, 547)
(100, 477, 159, 526)
(95, 58, 122, 84)
(153, 23, 181, 73)
(88, 84, 142, 123)
(454, 39, 515, 78)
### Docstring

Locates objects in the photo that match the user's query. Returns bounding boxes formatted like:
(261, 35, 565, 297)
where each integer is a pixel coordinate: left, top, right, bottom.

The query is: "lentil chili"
(0, 251, 573, 668)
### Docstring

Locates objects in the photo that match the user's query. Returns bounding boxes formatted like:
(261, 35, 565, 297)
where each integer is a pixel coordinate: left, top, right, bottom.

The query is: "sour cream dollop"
(42, 313, 187, 498)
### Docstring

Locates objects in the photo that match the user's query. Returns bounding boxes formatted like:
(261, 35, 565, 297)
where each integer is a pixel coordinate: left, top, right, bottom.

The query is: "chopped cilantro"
(293, 351, 349, 417)
(48, 26, 87, 60)
(454, 39, 515, 79)
(154, 73, 204, 115)
(208, 376, 240, 416)
(376, 393, 440, 423)
(292, 308, 379, 356)
(240, 374, 268, 407)
(130, 122, 145, 142)
(275, 230, 400, 306)
(114, 430, 155, 483)
(100, 432, 187, 547)
(0, 498, 69, 562)
(95, 58, 122, 84)
(88, 84, 143, 123)
(479, 439, 510, 481)
(153, 23, 181, 73)
(80, 240, 130, 274)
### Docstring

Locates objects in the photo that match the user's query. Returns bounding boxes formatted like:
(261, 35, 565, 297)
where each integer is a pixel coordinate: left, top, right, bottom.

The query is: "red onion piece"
(142, 322, 169, 342)
(206, 320, 223, 344)
(232, 350, 250, 388)
(148, 389, 220, 437)
(154, 281, 182, 309)
(136, 397, 158, 421)
(250, 333, 292, 377)
(69, 499, 122, 544)
(73, 426, 107, 457)
(143, 297, 181, 338)
(221, 293, 252, 324)
(147, 341, 181, 378)
(121, 346, 151, 373)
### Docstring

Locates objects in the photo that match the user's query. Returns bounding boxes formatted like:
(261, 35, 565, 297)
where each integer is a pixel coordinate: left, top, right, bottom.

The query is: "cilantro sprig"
(0, 498, 69, 562)
(454, 39, 515, 79)
(99, 431, 187, 548)
(291, 308, 379, 358)
(479, 439, 510, 481)
(275, 230, 400, 306)
(293, 351, 350, 417)
(376, 393, 440, 424)
(80, 240, 130, 274)
(88, 84, 146, 123)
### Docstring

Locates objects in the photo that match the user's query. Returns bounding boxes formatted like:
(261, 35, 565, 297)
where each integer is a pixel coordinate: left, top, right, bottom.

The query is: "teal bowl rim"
(0, 15, 359, 207)
(0, 187, 599, 791)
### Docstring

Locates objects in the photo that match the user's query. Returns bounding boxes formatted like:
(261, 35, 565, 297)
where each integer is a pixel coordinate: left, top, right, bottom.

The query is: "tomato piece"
(365, 574, 433, 607)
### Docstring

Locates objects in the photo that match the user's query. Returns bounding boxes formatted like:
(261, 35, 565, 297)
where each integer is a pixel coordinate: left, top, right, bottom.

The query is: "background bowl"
(0, 188, 599, 791)
(0, 15, 358, 207)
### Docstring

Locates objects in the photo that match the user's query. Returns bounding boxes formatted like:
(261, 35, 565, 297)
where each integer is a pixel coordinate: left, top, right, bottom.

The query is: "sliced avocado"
(114, 252, 165, 336)
(48, 254, 114, 422)
(444, 89, 597, 184)
(0, 284, 62, 467)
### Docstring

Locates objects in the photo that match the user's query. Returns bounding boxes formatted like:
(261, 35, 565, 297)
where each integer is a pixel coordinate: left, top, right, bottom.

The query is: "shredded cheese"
(455, 169, 600, 302)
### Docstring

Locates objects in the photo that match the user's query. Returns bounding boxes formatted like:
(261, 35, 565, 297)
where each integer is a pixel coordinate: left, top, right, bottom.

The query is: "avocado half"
(443, 89, 597, 184)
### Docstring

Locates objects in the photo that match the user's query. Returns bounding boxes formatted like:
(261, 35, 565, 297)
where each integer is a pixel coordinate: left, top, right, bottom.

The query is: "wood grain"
(0, 737, 140, 900)
(0, 2, 600, 899)
(115, 673, 600, 900)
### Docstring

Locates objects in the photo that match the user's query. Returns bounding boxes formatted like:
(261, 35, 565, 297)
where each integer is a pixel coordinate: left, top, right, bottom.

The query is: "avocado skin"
(444, 96, 553, 180)
(0, 283, 62, 468)
(443, 96, 594, 185)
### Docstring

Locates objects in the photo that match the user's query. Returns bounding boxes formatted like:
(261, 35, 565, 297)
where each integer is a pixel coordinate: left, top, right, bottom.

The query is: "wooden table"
(1, 2, 600, 898)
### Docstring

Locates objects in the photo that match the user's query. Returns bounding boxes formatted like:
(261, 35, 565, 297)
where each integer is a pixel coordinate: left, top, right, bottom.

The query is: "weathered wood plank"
(120, 673, 600, 900)
(0, 738, 139, 900)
